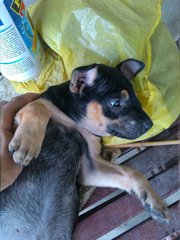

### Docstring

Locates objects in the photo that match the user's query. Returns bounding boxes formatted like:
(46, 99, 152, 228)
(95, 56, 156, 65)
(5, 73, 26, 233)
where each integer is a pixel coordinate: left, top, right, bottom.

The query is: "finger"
(0, 101, 8, 109)
(0, 93, 39, 131)
(0, 152, 22, 191)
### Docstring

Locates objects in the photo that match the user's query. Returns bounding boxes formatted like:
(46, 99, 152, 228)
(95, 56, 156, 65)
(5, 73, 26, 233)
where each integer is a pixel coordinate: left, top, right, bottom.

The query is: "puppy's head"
(70, 59, 153, 139)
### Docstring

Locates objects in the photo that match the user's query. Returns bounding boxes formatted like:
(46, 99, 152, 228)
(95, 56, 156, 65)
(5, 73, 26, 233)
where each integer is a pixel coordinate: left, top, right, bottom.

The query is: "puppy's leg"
(9, 98, 77, 166)
(78, 158, 170, 223)
(9, 99, 51, 166)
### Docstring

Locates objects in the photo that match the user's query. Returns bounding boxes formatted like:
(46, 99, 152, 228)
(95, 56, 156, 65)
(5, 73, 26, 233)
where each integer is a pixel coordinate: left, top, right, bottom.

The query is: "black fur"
(0, 122, 91, 240)
(41, 63, 152, 139)
(0, 61, 153, 240)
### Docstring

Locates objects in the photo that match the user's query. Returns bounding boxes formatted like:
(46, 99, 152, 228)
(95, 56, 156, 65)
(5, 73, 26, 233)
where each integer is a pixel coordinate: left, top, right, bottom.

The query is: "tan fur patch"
(87, 102, 105, 124)
(9, 99, 52, 166)
(121, 90, 129, 100)
(79, 102, 111, 136)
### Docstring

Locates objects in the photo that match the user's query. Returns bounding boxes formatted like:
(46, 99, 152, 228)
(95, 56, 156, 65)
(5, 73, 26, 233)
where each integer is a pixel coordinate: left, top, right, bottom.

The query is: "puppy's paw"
(129, 170, 170, 223)
(138, 189, 170, 224)
(9, 124, 44, 167)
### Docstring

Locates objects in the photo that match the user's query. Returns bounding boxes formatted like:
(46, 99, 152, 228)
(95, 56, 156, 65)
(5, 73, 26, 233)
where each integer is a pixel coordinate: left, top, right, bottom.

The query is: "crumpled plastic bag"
(103, 21, 180, 145)
(10, 0, 180, 145)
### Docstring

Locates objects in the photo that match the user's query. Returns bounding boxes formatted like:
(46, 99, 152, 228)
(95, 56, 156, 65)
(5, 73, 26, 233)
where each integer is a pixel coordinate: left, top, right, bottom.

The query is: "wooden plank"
(97, 190, 180, 240)
(79, 157, 178, 218)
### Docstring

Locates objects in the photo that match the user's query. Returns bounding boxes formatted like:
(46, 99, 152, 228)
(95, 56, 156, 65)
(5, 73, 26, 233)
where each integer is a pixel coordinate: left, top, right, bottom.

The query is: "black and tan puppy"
(0, 59, 169, 240)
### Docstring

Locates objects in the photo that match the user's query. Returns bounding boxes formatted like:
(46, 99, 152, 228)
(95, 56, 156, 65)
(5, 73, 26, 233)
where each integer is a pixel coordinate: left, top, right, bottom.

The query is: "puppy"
(0, 59, 169, 240)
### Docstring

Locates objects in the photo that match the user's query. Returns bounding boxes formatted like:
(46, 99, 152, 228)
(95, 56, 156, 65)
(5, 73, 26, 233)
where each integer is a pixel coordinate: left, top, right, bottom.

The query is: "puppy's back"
(0, 122, 85, 240)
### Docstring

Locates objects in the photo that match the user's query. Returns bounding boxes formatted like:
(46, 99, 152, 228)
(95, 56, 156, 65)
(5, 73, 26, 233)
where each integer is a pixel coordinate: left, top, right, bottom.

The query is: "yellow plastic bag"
(10, 0, 179, 145)
(11, 0, 162, 90)
(103, 22, 180, 145)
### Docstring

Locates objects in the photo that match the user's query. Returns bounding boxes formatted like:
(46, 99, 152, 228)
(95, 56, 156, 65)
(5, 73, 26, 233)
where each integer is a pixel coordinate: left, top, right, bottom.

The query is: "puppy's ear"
(116, 59, 145, 81)
(70, 65, 98, 94)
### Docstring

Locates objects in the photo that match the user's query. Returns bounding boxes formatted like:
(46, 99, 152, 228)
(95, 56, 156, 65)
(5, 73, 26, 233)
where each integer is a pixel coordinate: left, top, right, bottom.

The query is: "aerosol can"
(0, 0, 45, 82)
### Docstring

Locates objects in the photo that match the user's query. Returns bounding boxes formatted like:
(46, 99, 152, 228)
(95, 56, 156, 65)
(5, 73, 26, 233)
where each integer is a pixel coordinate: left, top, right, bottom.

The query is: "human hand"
(0, 93, 39, 191)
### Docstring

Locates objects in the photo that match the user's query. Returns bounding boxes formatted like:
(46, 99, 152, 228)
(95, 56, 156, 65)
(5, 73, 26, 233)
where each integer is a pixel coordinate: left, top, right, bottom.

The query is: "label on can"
(0, 0, 45, 82)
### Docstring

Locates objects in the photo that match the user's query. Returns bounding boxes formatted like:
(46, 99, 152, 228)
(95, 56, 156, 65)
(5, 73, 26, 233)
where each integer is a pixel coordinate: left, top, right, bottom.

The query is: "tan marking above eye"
(121, 90, 129, 100)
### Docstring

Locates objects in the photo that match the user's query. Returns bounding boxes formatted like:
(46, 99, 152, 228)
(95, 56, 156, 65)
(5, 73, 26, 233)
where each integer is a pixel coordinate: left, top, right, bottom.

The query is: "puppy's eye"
(110, 99, 121, 107)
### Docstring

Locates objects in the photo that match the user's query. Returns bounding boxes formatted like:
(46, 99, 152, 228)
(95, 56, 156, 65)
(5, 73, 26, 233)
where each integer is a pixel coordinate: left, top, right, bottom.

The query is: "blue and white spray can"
(0, 0, 45, 82)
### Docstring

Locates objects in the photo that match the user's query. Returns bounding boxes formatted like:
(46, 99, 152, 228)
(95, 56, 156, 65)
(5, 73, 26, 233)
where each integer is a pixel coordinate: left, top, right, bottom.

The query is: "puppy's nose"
(143, 118, 153, 130)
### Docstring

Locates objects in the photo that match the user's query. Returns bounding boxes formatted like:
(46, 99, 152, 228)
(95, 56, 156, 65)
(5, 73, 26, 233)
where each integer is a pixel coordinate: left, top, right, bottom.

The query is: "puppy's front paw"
(129, 170, 170, 223)
(9, 124, 44, 167)
(138, 189, 170, 224)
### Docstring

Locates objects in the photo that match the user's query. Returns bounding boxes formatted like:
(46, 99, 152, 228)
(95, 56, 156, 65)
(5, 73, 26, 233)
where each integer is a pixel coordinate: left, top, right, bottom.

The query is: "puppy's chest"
(30, 122, 83, 172)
